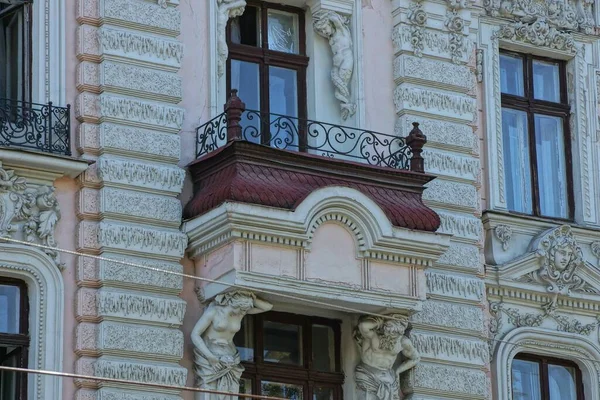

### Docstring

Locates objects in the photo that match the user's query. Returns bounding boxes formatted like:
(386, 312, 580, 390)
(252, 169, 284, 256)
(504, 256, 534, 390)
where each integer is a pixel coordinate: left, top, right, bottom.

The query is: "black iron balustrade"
(196, 91, 428, 172)
(0, 98, 71, 156)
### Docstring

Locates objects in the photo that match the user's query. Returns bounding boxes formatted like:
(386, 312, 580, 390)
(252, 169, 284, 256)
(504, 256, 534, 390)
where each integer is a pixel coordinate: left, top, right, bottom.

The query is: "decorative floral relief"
(493, 224, 512, 251)
(407, 0, 427, 58)
(476, 49, 483, 82)
(493, 19, 577, 54)
(484, 0, 595, 34)
(0, 165, 61, 267)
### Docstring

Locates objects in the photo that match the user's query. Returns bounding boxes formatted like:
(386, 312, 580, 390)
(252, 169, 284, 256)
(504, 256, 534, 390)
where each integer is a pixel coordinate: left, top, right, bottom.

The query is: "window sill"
(0, 147, 91, 183)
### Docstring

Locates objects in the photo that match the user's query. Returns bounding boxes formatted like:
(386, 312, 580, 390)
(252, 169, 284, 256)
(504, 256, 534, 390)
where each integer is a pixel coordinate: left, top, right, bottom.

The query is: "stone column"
(74, 0, 188, 398)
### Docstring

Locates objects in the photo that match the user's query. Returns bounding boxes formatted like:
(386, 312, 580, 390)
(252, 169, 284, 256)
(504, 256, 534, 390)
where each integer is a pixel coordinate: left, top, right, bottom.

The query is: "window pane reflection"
(269, 66, 298, 149)
(263, 321, 303, 365)
(0, 284, 20, 333)
(500, 54, 524, 96)
(261, 381, 303, 399)
(511, 359, 541, 400)
(267, 10, 299, 54)
(313, 386, 334, 400)
(233, 317, 254, 362)
(548, 364, 577, 400)
(230, 6, 260, 47)
(533, 60, 560, 102)
(230, 59, 261, 143)
(312, 324, 335, 372)
(239, 377, 253, 400)
(534, 114, 568, 218)
(502, 108, 532, 214)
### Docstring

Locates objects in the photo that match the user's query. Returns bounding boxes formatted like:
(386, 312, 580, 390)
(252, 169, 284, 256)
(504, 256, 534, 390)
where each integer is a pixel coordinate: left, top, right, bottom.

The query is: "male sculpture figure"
(313, 11, 356, 120)
(217, 0, 247, 76)
(191, 290, 272, 399)
(354, 314, 420, 400)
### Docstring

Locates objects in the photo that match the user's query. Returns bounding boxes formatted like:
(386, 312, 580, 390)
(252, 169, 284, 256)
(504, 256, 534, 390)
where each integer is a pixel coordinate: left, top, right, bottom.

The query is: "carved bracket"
(0, 164, 62, 268)
(493, 224, 512, 251)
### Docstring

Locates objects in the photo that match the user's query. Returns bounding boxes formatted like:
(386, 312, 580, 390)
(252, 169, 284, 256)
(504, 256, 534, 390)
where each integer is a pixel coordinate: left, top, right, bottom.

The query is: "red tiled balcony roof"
(184, 141, 440, 232)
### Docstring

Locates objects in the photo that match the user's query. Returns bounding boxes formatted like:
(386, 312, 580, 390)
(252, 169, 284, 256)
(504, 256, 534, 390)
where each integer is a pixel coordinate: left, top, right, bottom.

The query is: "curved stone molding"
(493, 224, 512, 251)
(354, 314, 420, 399)
(191, 291, 272, 394)
(313, 10, 356, 120)
(0, 164, 62, 267)
(483, 0, 595, 34)
(0, 245, 65, 400)
(217, 0, 247, 76)
(307, 211, 366, 250)
(493, 20, 577, 54)
(494, 328, 600, 400)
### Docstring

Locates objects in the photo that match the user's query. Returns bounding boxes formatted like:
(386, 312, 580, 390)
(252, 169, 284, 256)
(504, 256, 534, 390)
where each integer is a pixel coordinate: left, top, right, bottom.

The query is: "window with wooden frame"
(0, 278, 29, 400)
(499, 52, 573, 220)
(226, 0, 308, 147)
(511, 353, 584, 400)
(233, 311, 343, 399)
(0, 1, 32, 102)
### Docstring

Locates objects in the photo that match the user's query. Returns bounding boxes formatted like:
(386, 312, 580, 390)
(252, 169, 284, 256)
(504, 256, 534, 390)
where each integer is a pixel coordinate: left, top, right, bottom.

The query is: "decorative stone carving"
(493, 19, 577, 54)
(476, 49, 483, 82)
(407, 0, 427, 58)
(353, 314, 420, 400)
(591, 241, 600, 262)
(313, 11, 356, 120)
(483, 0, 595, 34)
(493, 224, 512, 251)
(217, 0, 247, 77)
(425, 271, 484, 301)
(437, 212, 482, 241)
(393, 87, 477, 120)
(519, 225, 585, 301)
(0, 165, 62, 267)
(191, 291, 272, 398)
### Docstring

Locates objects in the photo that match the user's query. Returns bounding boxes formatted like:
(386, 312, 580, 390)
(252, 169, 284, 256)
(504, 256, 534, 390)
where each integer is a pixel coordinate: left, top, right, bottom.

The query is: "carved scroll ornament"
(313, 10, 356, 120)
(493, 19, 577, 54)
(0, 165, 61, 267)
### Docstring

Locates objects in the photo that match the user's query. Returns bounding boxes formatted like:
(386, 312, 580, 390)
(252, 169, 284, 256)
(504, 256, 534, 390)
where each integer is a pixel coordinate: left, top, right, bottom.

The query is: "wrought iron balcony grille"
(0, 98, 71, 156)
(196, 91, 427, 172)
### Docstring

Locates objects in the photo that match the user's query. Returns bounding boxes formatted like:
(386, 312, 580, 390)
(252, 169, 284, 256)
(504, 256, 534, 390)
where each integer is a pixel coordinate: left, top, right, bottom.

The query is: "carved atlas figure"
(217, 0, 247, 77)
(313, 11, 356, 120)
(191, 290, 272, 399)
(353, 314, 420, 400)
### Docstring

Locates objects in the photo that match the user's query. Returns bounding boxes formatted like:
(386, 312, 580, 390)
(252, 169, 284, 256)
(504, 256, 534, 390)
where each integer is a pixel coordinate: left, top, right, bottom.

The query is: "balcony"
(0, 98, 71, 156)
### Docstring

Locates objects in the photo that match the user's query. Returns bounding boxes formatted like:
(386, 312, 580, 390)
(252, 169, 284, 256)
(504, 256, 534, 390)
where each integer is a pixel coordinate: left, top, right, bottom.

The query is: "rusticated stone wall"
(74, 0, 188, 398)
(391, 0, 489, 397)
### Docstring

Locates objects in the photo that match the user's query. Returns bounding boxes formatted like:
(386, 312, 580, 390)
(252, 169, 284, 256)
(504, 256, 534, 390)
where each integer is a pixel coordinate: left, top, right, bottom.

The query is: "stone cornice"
(0, 148, 91, 182)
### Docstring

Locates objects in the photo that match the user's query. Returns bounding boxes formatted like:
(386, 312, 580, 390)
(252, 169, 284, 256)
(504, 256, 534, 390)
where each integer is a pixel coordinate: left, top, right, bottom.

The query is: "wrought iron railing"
(196, 91, 427, 172)
(0, 98, 71, 156)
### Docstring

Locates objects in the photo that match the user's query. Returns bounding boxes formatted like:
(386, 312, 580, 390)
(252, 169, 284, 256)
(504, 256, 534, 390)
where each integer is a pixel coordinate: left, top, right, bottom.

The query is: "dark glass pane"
(230, 59, 261, 143)
(239, 377, 253, 400)
(533, 60, 560, 102)
(233, 316, 254, 362)
(261, 381, 303, 399)
(534, 114, 568, 218)
(263, 320, 303, 365)
(501, 108, 533, 214)
(511, 359, 541, 400)
(312, 324, 335, 372)
(313, 386, 334, 400)
(269, 66, 299, 149)
(0, 284, 20, 334)
(0, 7, 24, 101)
(500, 54, 524, 96)
(0, 346, 22, 399)
(230, 6, 260, 47)
(548, 364, 577, 400)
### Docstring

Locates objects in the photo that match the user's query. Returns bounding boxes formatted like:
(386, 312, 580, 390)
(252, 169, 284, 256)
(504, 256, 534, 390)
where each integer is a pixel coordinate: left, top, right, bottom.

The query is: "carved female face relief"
(552, 244, 573, 271)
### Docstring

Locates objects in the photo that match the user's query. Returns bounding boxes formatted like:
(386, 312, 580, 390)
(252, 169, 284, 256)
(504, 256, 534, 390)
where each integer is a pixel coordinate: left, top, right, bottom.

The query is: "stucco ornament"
(483, 0, 594, 34)
(523, 225, 585, 301)
(217, 0, 247, 77)
(407, 0, 427, 58)
(353, 314, 420, 400)
(313, 11, 356, 120)
(493, 19, 577, 54)
(191, 290, 272, 399)
(0, 165, 61, 267)
(493, 224, 512, 251)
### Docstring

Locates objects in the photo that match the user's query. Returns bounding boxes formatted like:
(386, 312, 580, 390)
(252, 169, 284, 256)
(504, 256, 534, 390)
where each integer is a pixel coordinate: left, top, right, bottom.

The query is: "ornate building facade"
(1, 0, 600, 399)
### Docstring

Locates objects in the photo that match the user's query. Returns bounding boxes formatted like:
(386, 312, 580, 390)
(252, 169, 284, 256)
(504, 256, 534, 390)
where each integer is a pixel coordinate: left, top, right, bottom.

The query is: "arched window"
(0, 278, 28, 399)
(511, 353, 584, 400)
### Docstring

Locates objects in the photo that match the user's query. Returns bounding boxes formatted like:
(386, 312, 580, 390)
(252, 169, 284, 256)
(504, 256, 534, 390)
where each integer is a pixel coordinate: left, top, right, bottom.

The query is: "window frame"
(237, 311, 344, 399)
(500, 51, 574, 220)
(512, 353, 584, 400)
(0, 1, 32, 102)
(0, 277, 29, 400)
(225, 0, 309, 147)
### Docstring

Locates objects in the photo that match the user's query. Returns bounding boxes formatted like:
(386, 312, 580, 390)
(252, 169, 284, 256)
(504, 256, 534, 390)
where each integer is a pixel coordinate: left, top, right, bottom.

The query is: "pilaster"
(74, 0, 186, 398)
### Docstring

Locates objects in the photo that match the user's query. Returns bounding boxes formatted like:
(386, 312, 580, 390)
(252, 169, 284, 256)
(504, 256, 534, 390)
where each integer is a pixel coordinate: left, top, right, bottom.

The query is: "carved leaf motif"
(37, 210, 58, 239)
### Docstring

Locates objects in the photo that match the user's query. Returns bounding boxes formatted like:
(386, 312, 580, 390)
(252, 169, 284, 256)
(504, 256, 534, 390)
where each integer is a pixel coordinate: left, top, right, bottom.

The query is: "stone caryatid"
(191, 290, 272, 399)
(353, 314, 420, 400)
(313, 10, 356, 120)
(217, 0, 247, 77)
